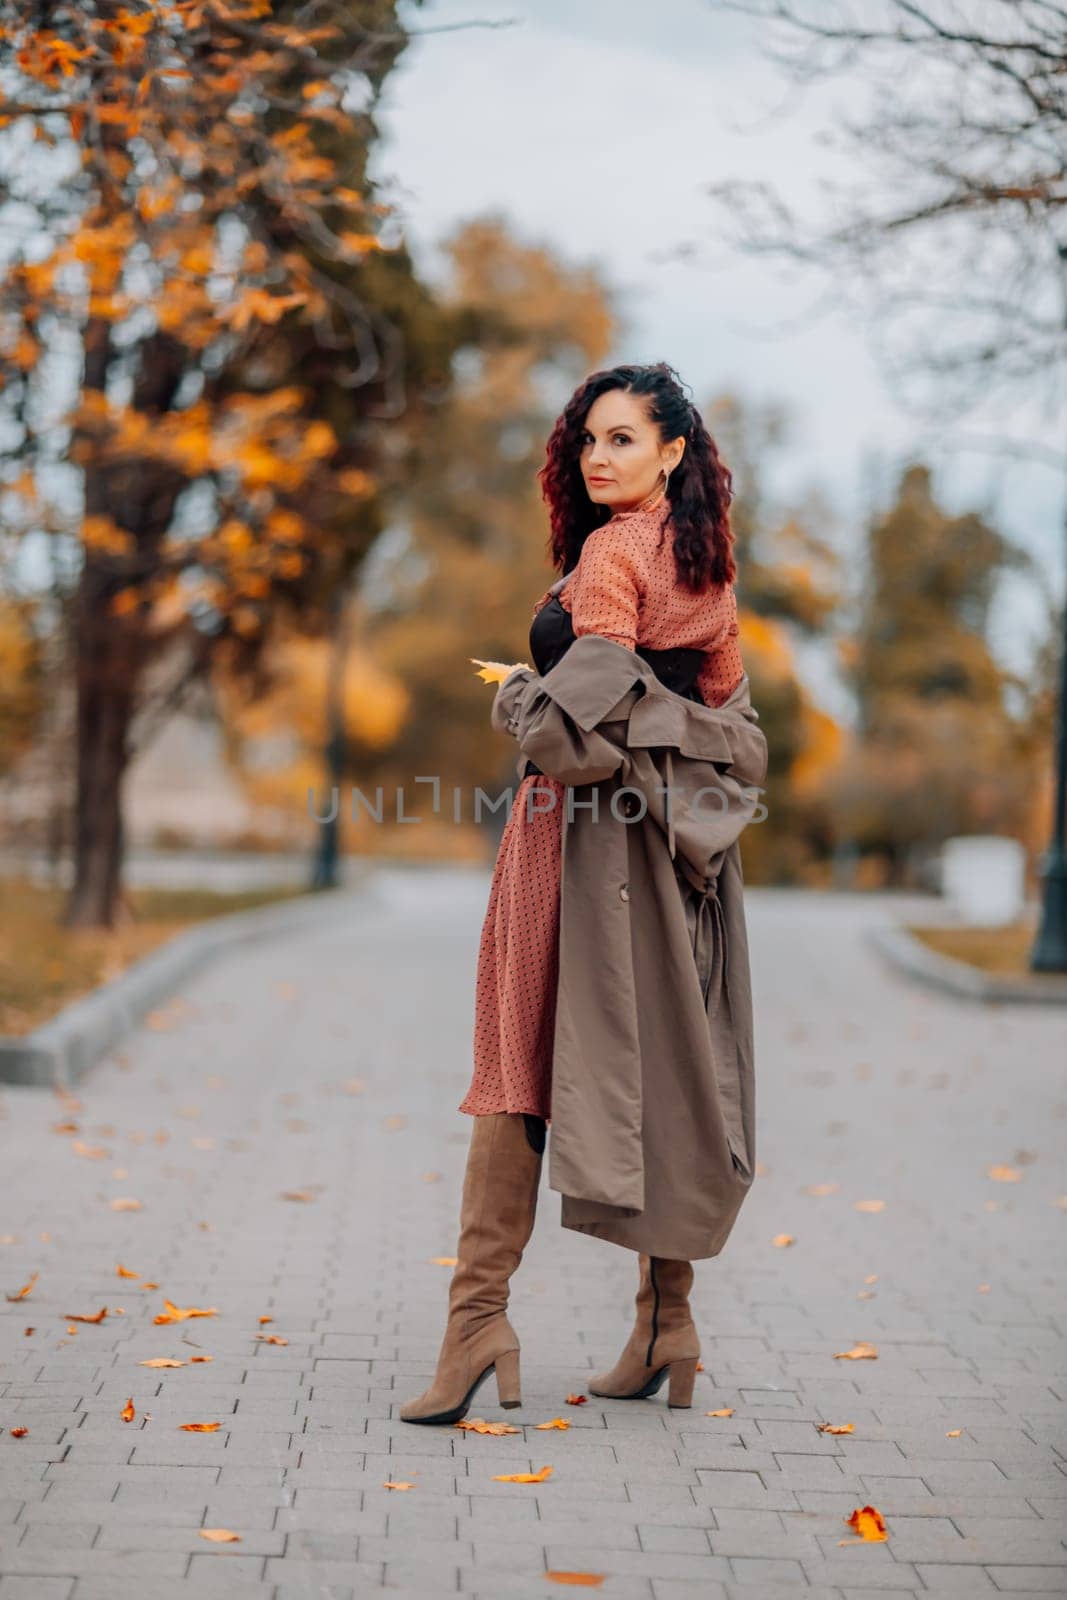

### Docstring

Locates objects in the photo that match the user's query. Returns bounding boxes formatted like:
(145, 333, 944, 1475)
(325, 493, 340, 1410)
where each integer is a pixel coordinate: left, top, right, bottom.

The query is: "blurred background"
(1, 0, 1064, 1031)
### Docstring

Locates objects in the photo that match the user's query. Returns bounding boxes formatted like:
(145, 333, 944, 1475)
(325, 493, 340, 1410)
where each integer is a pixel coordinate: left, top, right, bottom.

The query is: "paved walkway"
(1, 870, 1064, 1598)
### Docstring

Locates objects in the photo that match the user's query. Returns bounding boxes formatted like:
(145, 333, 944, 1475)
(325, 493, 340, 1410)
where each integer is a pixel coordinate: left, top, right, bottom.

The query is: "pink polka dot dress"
(458, 496, 745, 1121)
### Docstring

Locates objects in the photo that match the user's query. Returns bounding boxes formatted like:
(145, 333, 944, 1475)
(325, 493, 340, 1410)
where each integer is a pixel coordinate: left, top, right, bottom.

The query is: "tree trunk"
(63, 574, 143, 929)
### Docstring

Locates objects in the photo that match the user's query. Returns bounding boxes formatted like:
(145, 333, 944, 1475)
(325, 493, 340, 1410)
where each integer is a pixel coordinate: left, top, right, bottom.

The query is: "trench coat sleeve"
(489, 637, 650, 787)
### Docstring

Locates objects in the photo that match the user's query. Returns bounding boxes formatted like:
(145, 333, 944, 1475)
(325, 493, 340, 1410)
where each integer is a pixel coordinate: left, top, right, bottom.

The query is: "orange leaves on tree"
(220, 288, 308, 332)
(15, 33, 92, 83)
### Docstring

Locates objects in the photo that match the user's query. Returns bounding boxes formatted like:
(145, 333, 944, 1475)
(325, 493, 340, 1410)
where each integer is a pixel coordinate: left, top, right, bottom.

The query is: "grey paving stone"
(0, 876, 1064, 1598)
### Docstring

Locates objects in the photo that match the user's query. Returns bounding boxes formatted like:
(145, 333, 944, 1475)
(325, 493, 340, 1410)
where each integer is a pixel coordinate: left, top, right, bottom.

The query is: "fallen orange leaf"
(842, 1504, 887, 1542)
(10, 1427, 28, 1438)
(116, 1264, 140, 1279)
(153, 1299, 218, 1325)
(987, 1164, 1021, 1183)
(71, 1141, 110, 1159)
(258, 1315, 273, 1325)
(456, 1418, 520, 1435)
(64, 1307, 108, 1324)
(564, 1393, 587, 1405)
(493, 1465, 553, 1483)
(772, 1233, 795, 1247)
(254, 1334, 288, 1346)
(853, 1199, 885, 1212)
(430, 1257, 458, 1267)
(695, 1361, 704, 1371)
(382, 1479, 414, 1490)
(535, 1418, 570, 1431)
(189, 1355, 213, 1363)
(5, 1271, 38, 1302)
(179, 1422, 222, 1432)
(280, 1190, 315, 1203)
(139, 1358, 185, 1368)
(833, 1341, 878, 1360)
(818, 1422, 854, 1434)
(946, 1429, 962, 1437)
(545, 1575, 605, 1588)
(802, 1182, 840, 1196)
(199, 1528, 241, 1542)
(705, 1408, 734, 1417)
(121, 1398, 135, 1422)
(110, 1197, 142, 1211)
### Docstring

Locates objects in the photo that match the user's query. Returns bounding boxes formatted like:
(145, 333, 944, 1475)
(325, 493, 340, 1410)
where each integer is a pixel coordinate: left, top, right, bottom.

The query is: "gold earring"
(638, 463, 672, 511)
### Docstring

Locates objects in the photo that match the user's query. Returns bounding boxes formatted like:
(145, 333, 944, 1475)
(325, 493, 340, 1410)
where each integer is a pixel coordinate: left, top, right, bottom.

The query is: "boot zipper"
(644, 1259, 660, 1366)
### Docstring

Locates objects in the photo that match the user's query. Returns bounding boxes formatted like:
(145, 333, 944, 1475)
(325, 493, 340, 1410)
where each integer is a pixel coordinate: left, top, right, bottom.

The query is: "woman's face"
(578, 389, 685, 513)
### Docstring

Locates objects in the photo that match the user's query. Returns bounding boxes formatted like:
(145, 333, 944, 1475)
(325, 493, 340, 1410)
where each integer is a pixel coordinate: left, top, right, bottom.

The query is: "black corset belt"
(520, 595, 705, 781)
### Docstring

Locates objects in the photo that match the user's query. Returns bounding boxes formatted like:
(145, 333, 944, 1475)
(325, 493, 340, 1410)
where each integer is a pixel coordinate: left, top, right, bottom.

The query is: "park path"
(1, 867, 1065, 1599)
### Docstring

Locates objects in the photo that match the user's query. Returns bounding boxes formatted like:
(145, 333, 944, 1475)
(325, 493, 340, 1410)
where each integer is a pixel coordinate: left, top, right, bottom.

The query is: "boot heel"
(494, 1347, 521, 1408)
(667, 1357, 698, 1408)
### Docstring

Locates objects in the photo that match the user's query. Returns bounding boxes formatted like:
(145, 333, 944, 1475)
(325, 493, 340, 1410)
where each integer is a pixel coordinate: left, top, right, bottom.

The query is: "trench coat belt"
(691, 878, 728, 1021)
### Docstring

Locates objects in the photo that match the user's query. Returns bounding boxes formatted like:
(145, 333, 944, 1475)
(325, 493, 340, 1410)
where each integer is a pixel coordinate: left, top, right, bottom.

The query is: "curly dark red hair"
(536, 361, 736, 590)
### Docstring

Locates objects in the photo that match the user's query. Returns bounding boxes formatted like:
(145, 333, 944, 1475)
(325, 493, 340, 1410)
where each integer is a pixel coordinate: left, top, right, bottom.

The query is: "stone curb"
(0, 866, 382, 1089)
(867, 923, 1067, 1006)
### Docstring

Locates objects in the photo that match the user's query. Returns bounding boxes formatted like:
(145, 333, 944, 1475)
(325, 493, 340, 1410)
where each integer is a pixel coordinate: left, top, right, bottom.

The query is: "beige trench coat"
(491, 634, 768, 1260)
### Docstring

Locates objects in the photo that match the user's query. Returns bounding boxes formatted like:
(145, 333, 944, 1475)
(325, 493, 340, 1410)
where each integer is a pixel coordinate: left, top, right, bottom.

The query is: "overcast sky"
(373, 0, 1063, 713)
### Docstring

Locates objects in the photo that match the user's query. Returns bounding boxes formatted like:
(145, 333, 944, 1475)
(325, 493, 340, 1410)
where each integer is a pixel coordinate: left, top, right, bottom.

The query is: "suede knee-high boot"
(587, 1254, 701, 1408)
(400, 1111, 545, 1425)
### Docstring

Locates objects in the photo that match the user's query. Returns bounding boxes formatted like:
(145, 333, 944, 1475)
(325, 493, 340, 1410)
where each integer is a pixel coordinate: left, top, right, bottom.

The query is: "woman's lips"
(589, 477, 613, 484)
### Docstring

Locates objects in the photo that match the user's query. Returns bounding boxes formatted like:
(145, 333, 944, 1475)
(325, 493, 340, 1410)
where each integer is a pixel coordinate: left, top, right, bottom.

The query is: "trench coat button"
(619, 883, 630, 902)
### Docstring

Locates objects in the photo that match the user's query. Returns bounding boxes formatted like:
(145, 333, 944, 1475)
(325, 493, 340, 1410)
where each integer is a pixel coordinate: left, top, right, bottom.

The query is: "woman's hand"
(470, 658, 531, 685)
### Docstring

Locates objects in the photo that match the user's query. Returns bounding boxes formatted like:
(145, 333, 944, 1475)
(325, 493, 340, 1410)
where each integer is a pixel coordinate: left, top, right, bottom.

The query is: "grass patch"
(907, 918, 1043, 977)
(0, 877, 310, 1037)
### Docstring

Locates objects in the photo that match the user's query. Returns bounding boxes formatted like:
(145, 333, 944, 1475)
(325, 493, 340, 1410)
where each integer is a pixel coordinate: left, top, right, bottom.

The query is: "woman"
(401, 361, 765, 1427)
